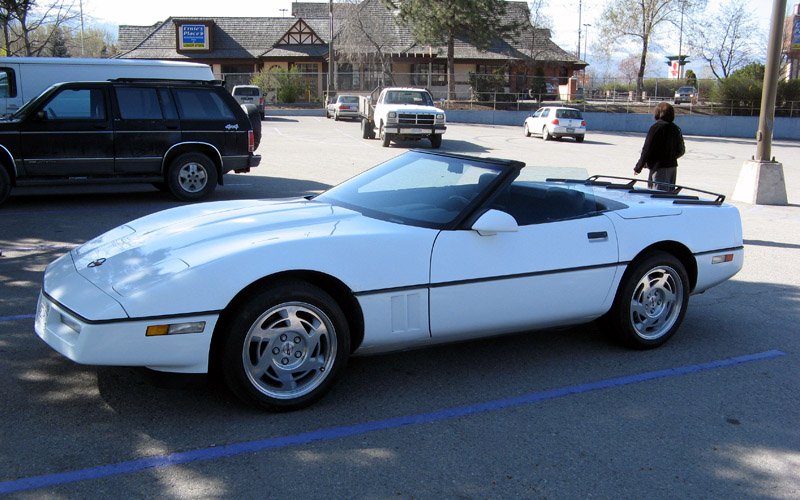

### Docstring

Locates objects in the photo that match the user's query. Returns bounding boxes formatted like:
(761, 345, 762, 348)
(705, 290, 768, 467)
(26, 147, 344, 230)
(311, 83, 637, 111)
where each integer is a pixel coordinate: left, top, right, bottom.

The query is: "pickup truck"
(358, 87, 446, 148)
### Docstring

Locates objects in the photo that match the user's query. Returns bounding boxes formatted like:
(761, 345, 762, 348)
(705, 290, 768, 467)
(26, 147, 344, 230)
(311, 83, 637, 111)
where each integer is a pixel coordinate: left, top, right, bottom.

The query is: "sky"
(84, 0, 784, 77)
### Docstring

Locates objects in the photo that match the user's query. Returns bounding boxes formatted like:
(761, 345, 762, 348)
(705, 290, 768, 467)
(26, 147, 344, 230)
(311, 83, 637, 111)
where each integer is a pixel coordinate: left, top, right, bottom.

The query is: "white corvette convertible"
(36, 150, 743, 410)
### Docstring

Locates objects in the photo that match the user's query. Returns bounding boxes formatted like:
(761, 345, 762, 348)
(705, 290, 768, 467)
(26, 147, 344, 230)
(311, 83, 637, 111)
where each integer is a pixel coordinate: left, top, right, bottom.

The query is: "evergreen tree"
(383, 0, 519, 100)
(50, 26, 69, 57)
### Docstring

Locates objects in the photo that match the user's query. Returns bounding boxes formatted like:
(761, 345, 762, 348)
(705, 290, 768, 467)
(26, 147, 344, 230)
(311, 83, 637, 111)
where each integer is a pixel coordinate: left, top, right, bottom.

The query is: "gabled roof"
(118, 16, 330, 60)
(116, 1, 580, 66)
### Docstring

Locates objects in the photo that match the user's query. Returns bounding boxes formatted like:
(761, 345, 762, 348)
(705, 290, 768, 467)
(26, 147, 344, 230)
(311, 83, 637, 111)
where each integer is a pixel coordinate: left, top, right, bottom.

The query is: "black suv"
(0, 78, 261, 205)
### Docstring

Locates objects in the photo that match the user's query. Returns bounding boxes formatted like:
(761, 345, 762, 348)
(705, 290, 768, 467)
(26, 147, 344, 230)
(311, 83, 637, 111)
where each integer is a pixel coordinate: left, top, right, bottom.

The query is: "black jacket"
(635, 120, 685, 172)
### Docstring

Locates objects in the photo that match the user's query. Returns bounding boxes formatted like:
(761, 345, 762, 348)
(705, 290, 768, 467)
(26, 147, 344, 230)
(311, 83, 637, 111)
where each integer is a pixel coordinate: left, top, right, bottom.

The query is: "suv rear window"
(173, 88, 236, 120)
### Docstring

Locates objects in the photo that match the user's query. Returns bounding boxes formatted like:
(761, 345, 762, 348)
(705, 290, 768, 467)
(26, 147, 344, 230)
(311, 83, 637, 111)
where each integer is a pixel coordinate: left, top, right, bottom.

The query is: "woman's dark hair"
(654, 102, 675, 122)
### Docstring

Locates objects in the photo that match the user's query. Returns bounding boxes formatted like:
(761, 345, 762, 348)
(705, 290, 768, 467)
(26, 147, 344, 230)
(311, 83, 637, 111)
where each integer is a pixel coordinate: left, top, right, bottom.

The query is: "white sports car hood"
(70, 199, 358, 297)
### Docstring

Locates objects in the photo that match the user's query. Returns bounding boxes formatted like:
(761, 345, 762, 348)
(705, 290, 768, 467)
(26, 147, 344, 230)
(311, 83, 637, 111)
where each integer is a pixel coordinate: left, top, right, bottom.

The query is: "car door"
(428, 182, 619, 342)
(112, 85, 181, 174)
(19, 83, 113, 176)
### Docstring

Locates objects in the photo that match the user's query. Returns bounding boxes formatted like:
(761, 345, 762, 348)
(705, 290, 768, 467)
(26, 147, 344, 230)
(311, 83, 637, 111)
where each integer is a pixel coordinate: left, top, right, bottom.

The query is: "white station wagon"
(36, 151, 743, 410)
(524, 106, 587, 142)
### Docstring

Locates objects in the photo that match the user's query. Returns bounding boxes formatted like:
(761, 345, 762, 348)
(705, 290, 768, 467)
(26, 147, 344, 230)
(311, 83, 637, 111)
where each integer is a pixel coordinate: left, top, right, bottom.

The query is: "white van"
(0, 57, 215, 116)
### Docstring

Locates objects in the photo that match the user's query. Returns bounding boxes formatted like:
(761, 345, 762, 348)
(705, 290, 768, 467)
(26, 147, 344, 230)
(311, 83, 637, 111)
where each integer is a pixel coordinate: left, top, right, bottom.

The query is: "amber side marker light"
(146, 322, 206, 337)
(712, 254, 734, 264)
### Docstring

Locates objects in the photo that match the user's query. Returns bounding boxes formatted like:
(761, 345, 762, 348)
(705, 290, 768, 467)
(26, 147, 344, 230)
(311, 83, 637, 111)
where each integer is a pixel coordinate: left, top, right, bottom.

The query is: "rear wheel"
(575, 135, 585, 143)
(542, 126, 551, 141)
(606, 251, 689, 349)
(430, 133, 442, 148)
(360, 118, 371, 139)
(221, 281, 350, 410)
(0, 167, 10, 206)
(167, 152, 218, 201)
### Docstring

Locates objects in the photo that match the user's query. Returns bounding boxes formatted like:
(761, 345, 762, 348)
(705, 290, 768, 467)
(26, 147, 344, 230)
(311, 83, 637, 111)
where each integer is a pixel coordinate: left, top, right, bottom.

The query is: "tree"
(688, 0, 761, 81)
(596, 0, 698, 100)
(49, 25, 68, 56)
(383, 0, 520, 100)
(335, 0, 402, 89)
(0, 0, 79, 56)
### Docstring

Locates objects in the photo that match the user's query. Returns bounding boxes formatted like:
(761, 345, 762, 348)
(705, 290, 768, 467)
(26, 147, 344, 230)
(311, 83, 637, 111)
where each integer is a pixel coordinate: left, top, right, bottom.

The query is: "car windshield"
(338, 96, 359, 103)
(315, 151, 505, 228)
(678, 87, 695, 93)
(384, 91, 434, 106)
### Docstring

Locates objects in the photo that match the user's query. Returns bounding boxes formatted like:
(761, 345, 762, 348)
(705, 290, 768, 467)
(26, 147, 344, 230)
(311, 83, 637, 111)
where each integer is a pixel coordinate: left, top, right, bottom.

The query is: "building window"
(411, 63, 446, 87)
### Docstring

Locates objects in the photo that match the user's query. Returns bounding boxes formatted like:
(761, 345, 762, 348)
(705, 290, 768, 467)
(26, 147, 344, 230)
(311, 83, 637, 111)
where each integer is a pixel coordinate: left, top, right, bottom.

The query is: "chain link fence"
(218, 71, 800, 117)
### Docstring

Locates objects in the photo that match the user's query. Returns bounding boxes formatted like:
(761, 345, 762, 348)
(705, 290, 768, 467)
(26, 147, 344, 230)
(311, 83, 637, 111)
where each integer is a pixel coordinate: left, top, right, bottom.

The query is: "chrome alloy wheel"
(177, 162, 208, 193)
(242, 301, 337, 400)
(629, 265, 684, 340)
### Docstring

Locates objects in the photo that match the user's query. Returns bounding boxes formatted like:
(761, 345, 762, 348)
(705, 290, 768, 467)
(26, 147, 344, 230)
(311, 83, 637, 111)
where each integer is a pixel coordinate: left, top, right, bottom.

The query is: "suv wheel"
(167, 152, 218, 201)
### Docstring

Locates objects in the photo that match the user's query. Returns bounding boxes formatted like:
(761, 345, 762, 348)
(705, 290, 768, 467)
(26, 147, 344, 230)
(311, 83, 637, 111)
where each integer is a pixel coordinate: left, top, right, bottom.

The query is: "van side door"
(19, 83, 114, 176)
(112, 85, 180, 174)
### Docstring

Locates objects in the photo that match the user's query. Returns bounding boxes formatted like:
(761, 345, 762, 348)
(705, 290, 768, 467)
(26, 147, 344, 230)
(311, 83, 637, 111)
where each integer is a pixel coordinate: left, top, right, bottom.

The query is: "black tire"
(575, 135, 585, 143)
(360, 118, 371, 139)
(220, 280, 350, 411)
(334, 112, 340, 121)
(167, 152, 218, 201)
(241, 104, 262, 150)
(430, 133, 442, 148)
(604, 251, 690, 349)
(524, 123, 531, 137)
(380, 124, 391, 147)
(542, 126, 551, 141)
(0, 167, 10, 206)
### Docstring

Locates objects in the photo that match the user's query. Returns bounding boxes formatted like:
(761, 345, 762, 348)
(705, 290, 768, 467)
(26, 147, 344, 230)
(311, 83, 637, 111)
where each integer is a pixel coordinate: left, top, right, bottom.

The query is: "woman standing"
(634, 102, 685, 190)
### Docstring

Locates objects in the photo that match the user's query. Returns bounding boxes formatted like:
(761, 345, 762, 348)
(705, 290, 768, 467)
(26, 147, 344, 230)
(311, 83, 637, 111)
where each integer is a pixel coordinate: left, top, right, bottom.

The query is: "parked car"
(231, 85, 265, 118)
(0, 79, 261, 205)
(36, 150, 743, 411)
(0, 57, 215, 117)
(524, 106, 586, 142)
(326, 94, 360, 120)
(674, 86, 697, 105)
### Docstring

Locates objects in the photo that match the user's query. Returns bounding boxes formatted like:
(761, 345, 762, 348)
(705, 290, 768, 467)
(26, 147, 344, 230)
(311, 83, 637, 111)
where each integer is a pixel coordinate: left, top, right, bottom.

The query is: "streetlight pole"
(327, 0, 334, 103)
(583, 23, 590, 87)
(576, 0, 582, 60)
(677, 0, 685, 79)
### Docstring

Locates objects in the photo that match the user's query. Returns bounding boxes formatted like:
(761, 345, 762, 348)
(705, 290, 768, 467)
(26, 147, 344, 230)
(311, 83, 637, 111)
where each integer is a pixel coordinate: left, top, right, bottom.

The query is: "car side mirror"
(471, 209, 518, 236)
(36, 110, 47, 121)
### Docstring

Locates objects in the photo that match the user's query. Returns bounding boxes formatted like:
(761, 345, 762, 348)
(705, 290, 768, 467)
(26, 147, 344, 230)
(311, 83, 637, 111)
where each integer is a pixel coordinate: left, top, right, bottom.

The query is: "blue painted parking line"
(0, 349, 785, 494)
(0, 314, 34, 323)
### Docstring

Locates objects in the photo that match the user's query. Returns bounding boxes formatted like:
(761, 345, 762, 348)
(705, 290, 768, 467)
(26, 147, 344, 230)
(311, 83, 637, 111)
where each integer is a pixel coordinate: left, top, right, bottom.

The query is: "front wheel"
(221, 281, 350, 410)
(380, 124, 392, 147)
(606, 251, 690, 349)
(524, 123, 531, 137)
(167, 152, 218, 201)
(430, 133, 442, 148)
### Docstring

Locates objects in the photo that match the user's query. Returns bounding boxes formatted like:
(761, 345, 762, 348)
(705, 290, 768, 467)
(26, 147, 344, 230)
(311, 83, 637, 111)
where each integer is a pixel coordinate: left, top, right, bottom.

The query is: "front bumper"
(35, 292, 217, 373)
(385, 124, 446, 136)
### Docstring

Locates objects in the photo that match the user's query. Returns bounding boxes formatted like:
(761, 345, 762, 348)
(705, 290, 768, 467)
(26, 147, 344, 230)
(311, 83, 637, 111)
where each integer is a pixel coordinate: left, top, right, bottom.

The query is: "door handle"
(587, 231, 608, 240)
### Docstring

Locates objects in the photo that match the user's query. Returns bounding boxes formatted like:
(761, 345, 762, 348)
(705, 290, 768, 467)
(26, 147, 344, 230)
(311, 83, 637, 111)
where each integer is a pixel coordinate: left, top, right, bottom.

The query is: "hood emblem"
(87, 258, 107, 268)
(225, 123, 239, 130)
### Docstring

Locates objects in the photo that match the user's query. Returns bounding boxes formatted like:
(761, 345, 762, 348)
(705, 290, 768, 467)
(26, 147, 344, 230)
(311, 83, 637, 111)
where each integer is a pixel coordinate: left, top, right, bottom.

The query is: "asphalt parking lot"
(1, 116, 799, 497)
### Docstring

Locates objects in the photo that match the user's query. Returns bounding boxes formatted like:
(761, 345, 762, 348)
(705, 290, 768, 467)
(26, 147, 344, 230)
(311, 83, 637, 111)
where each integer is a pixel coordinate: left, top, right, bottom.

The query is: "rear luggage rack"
(545, 175, 725, 206)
